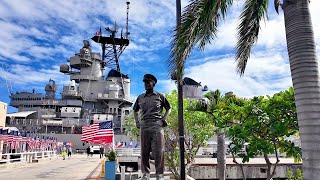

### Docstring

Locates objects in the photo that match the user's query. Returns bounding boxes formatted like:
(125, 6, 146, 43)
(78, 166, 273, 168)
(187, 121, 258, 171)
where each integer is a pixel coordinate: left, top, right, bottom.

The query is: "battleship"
(6, 2, 133, 135)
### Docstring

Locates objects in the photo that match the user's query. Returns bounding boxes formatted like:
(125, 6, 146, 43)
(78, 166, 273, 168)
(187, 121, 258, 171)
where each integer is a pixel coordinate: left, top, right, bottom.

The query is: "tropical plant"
(192, 88, 301, 179)
(105, 149, 117, 161)
(169, 0, 318, 178)
(225, 88, 301, 180)
(295, 168, 303, 180)
(124, 112, 140, 142)
(287, 169, 303, 180)
(190, 89, 227, 179)
(287, 170, 294, 180)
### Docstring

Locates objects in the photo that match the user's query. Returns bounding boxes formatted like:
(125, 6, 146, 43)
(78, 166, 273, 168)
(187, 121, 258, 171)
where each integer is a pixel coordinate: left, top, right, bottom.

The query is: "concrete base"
(189, 163, 302, 179)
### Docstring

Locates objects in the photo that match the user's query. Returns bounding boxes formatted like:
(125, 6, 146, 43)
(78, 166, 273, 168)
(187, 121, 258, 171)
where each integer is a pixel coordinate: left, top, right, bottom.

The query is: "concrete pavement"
(0, 154, 103, 180)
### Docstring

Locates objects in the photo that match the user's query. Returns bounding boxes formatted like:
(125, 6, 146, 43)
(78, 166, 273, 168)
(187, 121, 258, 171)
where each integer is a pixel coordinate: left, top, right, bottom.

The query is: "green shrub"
(295, 169, 303, 180)
(287, 170, 294, 180)
(105, 150, 117, 161)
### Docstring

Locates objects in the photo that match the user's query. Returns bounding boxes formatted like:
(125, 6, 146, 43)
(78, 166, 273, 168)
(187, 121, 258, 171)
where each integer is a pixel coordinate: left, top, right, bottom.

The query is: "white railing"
(196, 147, 217, 155)
(0, 150, 56, 164)
(115, 147, 219, 157)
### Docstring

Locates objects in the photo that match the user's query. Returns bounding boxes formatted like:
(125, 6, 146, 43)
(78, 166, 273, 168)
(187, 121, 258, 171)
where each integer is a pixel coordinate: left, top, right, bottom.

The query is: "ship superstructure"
(6, 1, 132, 135)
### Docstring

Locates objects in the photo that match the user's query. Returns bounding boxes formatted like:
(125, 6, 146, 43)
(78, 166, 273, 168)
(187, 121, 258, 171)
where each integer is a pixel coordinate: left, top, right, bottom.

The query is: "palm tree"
(208, 90, 226, 180)
(169, 0, 319, 179)
(191, 90, 227, 179)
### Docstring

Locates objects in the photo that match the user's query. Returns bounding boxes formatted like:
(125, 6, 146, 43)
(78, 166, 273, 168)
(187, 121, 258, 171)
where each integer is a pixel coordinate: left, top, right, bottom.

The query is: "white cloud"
(203, 0, 320, 52)
(184, 51, 292, 97)
(0, 64, 69, 87)
(157, 79, 176, 94)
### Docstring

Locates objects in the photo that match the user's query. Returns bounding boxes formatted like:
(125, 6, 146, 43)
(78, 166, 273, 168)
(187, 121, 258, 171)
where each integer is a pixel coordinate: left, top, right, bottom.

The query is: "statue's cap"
(143, 74, 157, 84)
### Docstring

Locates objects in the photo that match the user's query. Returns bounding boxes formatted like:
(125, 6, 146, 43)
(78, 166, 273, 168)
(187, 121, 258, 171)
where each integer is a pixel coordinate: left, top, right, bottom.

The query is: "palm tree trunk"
(217, 130, 226, 180)
(283, 0, 320, 179)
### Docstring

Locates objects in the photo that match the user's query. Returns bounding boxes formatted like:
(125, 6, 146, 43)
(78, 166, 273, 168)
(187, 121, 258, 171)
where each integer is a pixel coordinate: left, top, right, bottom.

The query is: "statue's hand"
(162, 119, 168, 127)
(135, 121, 141, 129)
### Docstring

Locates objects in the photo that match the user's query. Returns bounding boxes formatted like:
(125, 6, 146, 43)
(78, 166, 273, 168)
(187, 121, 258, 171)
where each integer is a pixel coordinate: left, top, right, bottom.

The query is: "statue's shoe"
(140, 175, 149, 180)
(156, 174, 164, 180)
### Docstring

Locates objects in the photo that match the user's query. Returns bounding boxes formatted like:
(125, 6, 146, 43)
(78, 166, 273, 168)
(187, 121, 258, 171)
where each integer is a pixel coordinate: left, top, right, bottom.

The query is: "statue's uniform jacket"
(133, 91, 171, 176)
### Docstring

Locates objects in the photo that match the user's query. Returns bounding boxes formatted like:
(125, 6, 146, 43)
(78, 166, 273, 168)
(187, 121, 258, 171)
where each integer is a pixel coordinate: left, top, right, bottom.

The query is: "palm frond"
(274, 0, 280, 14)
(169, 0, 234, 78)
(235, 0, 268, 75)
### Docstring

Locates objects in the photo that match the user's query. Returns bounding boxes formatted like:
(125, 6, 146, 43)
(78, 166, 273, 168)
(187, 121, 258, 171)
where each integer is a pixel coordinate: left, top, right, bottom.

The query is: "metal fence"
(0, 150, 56, 164)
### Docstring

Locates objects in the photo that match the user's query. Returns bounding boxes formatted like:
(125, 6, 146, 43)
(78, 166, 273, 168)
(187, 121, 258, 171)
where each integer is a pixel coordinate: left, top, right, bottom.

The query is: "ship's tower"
(45, 79, 57, 99)
(59, 1, 132, 133)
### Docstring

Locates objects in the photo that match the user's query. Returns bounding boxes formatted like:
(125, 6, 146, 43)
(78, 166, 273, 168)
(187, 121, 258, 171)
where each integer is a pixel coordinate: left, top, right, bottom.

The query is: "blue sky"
(0, 0, 319, 113)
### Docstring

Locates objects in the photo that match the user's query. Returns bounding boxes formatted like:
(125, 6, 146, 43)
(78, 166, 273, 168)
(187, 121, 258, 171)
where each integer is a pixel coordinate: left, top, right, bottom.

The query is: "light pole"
(175, 0, 185, 179)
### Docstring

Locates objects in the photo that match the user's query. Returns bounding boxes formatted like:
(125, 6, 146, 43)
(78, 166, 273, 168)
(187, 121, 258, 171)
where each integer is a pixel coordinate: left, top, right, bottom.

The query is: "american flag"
(95, 26, 102, 36)
(0, 129, 6, 141)
(81, 121, 114, 144)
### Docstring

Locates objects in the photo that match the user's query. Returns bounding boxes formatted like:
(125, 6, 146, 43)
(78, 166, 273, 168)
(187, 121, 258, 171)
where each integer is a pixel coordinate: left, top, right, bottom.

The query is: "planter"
(104, 160, 116, 180)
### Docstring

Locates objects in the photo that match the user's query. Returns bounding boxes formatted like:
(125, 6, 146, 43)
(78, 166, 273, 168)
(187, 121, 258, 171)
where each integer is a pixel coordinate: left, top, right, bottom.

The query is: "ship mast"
(91, 1, 130, 72)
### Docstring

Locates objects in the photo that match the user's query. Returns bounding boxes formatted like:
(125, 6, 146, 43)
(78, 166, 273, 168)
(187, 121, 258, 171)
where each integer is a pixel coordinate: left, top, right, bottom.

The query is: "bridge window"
(125, 110, 129, 115)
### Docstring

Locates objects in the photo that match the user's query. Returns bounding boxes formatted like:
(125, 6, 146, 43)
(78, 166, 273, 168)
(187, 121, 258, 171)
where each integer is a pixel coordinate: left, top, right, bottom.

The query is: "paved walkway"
(0, 154, 103, 180)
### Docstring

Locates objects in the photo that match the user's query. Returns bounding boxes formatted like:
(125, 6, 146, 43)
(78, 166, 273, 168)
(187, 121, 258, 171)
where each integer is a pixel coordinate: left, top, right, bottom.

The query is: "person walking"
(61, 146, 67, 160)
(99, 146, 104, 159)
(133, 74, 171, 180)
(86, 146, 90, 158)
(90, 146, 94, 157)
(67, 146, 72, 159)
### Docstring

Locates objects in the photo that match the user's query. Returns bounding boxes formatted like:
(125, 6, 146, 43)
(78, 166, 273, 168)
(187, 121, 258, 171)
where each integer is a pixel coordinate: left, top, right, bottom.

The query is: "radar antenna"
(91, 1, 130, 98)
(125, 1, 130, 38)
(91, 1, 130, 72)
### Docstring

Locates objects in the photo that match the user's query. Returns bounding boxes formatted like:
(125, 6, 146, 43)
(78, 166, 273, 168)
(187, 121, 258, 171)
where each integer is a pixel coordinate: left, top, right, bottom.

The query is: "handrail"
(0, 150, 56, 164)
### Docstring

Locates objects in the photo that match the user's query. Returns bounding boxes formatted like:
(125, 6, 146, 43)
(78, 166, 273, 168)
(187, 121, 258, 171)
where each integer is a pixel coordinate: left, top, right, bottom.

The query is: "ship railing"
(115, 148, 140, 156)
(0, 150, 57, 165)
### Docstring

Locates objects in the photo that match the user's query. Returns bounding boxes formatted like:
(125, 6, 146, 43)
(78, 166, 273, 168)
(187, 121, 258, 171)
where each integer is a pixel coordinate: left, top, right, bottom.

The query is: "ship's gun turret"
(45, 79, 57, 99)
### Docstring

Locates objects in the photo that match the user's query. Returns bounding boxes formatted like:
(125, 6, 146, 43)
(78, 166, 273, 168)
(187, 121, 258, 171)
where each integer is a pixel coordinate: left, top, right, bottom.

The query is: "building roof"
(6, 111, 37, 118)
(183, 77, 201, 86)
(0, 101, 7, 106)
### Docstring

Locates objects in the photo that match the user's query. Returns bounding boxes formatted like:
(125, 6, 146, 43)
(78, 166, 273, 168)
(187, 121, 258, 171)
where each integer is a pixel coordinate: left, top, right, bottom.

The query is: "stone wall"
(189, 163, 302, 179)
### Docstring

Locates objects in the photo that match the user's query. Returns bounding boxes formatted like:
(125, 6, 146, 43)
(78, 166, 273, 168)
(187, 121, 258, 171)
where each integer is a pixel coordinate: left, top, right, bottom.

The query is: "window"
(125, 110, 129, 115)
